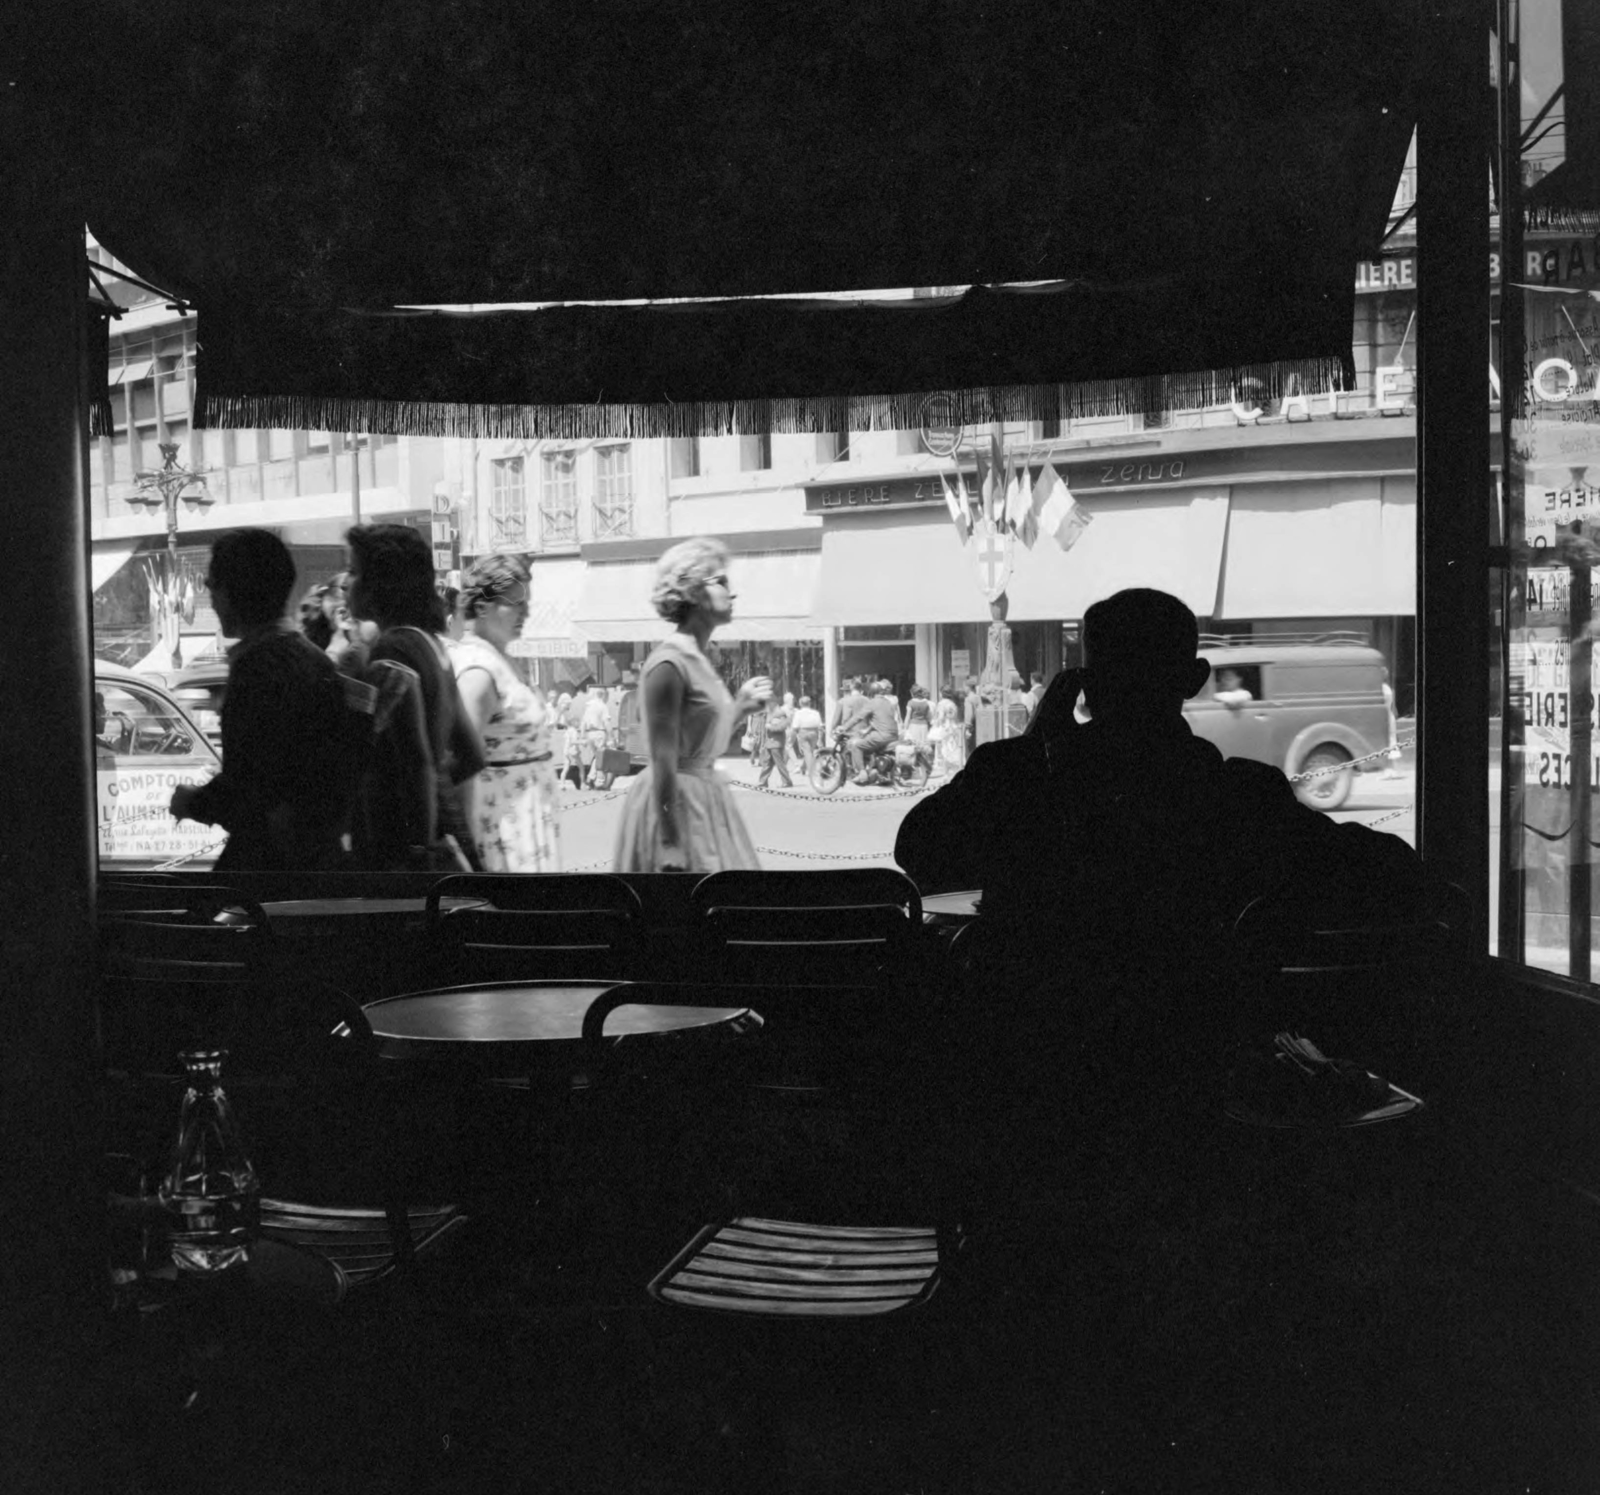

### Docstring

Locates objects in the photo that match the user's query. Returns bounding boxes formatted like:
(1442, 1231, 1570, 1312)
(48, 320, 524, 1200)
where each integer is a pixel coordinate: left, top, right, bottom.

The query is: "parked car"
(1182, 637, 1395, 812)
(94, 661, 225, 870)
(168, 661, 229, 751)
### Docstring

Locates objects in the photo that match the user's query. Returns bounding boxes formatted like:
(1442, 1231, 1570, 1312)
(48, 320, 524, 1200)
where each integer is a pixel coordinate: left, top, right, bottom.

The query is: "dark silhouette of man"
(896, 588, 1427, 978)
(170, 529, 355, 871)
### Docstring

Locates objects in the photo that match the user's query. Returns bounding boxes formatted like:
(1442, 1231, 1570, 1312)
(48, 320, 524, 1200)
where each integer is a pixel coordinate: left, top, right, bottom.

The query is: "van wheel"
(1294, 743, 1353, 811)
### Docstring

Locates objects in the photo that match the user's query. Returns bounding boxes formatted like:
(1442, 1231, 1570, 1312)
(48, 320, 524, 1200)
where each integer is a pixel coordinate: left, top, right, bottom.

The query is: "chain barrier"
(559, 786, 631, 810)
(728, 777, 935, 803)
(152, 838, 228, 872)
(1287, 735, 1416, 785)
(752, 846, 896, 862)
(1364, 805, 1414, 829)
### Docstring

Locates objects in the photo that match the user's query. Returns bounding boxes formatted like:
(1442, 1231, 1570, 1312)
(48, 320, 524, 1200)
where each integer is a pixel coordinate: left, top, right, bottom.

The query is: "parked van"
(1182, 635, 1395, 812)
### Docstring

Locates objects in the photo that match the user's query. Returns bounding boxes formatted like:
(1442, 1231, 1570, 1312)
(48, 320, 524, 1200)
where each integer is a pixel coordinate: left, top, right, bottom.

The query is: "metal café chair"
(98, 877, 275, 983)
(579, 981, 967, 1321)
(423, 872, 642, 985)
(689, 868, 927, 988)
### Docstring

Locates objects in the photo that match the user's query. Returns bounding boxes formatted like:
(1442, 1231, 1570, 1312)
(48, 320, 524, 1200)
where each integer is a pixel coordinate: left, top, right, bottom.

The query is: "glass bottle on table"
(158, 1049, 260, 1275)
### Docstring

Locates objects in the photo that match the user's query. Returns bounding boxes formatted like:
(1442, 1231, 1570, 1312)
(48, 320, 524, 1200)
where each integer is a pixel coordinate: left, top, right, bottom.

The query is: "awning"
(576, 550, 826, 643)
(107, 358, 153, 387)
(810, 493, 1232, 627)
(1215, 477, 1416, 617)
(507, 556, 589, 658)
(74, 1, 1419, 437)
(91, 543, 137, 593)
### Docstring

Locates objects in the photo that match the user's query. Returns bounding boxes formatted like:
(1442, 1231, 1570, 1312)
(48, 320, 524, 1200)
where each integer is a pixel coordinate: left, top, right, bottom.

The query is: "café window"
(593, 444, 635, 539)
(489, 456, 529, 548)
(540, 448, 579, 545)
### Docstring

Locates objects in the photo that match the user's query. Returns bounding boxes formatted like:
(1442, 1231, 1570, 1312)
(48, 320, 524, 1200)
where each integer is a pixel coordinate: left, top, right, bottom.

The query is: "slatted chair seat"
(258, 1199, 466, 1289)
(650, 1218, 954, 1317)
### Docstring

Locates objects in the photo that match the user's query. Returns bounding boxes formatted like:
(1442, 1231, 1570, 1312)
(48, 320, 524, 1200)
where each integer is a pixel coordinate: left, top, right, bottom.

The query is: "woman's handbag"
(740, 728, 756, 752)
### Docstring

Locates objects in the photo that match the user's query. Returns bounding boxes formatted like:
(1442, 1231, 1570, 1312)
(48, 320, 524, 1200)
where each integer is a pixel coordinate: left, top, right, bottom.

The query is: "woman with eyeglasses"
(452, 553, 560, 871)
(613, 537, 769, 873)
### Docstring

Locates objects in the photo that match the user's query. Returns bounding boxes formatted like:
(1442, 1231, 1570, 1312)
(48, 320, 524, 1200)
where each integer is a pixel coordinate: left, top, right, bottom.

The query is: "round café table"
(921, 889, 981, 927)
(259, 894, 484, 937)
(364, 981, 761, 1075)
(362, 982, 763, 1210)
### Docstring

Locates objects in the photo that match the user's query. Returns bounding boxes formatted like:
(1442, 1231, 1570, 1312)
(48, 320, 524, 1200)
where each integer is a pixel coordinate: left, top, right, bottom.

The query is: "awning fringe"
(199, 358, 1350, 440)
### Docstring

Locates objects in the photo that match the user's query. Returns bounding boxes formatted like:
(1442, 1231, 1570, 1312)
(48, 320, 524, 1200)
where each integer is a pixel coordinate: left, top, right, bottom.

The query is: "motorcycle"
(808, 728, 933, 795)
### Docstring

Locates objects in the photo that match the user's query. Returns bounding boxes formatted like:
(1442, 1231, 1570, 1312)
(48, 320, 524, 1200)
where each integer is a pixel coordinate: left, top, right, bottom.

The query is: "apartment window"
(669, 436, 701, 478)
(739, 431, 772, 471)
(1036, 414, 1062, 440)
(540, 448, 579, 545)
(489, 456, 529, 548)
(593, 444, 636, 538)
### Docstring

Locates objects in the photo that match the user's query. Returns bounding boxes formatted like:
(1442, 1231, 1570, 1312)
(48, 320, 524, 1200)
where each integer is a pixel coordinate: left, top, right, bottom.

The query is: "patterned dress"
(452, 633, 559, 872)
(613, 633, 759, 873)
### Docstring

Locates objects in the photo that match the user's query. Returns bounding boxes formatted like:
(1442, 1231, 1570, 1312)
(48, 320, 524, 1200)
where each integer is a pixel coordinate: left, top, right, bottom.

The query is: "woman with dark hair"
(345, 523, 484, 870)
(453, 553, 560, 871)
(613, 537, 769, 872)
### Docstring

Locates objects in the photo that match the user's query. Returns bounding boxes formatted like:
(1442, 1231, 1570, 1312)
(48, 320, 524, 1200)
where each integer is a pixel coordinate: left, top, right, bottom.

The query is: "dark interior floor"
(13, 976, 1600, 1495)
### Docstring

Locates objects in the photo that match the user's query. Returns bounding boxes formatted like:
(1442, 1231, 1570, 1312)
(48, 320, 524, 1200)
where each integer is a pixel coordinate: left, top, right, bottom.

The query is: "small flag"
(939, 472, 970, 542)
(1004, 461, 1031, 539)
(1035, 463, 1092, 553)
(986, 426, 1005, 525)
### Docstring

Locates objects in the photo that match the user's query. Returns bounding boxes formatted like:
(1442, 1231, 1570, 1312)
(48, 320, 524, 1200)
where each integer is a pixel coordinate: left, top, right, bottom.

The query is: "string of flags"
(938, 428, 1092, 554)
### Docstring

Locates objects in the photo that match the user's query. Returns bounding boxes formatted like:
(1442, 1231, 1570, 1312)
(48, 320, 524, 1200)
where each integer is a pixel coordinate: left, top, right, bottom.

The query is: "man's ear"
(1183, 657, 1212, 699)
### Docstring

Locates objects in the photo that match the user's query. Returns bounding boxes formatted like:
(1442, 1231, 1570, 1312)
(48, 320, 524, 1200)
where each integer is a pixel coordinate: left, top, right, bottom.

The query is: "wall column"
(1415, 0, 1491, 943)
(0, 57, 109, 1489)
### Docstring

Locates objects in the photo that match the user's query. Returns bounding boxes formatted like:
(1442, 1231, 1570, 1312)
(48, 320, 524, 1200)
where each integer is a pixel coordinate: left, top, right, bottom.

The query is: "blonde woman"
(452, 553, 560, 871)
(613, 538, 770, 872)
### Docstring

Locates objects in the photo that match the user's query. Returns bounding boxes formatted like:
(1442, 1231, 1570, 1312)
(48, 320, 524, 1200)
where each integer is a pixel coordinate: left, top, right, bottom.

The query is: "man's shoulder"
(234, 626, 337, 680)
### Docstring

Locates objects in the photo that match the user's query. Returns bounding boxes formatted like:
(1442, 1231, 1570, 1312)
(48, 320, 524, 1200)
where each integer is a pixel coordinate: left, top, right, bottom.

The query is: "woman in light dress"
(452, 553, 561, 872)
(613, 538, 771, 873)
(934, 682, 965, 775)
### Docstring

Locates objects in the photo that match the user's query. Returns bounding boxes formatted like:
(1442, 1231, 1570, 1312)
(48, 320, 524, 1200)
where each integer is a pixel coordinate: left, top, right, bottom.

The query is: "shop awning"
(91, 543, 137, 593)
(507, 556, 589, 658)
(72, 0, 1420, 437)
(810, 492, 1232, 627)
(1215, 477, 1416, 617)
(575, 550, 826, 643)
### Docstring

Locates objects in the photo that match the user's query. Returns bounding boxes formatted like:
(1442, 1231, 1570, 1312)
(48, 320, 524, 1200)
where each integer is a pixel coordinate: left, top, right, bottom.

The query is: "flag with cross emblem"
(971, 516, 1013, 602)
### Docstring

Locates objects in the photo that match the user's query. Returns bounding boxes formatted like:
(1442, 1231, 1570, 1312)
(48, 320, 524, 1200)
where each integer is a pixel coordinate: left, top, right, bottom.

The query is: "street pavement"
(549, 748, 1418, 873)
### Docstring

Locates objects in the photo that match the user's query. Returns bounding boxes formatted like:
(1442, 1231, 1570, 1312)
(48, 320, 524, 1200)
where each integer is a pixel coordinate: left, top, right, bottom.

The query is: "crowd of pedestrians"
(164, 524, 1085, 876)
(167, 525, 651, 876)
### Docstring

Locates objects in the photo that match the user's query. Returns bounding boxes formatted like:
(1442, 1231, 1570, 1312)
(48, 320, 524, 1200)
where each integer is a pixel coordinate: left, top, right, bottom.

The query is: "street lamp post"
(127, 441, 212, 670)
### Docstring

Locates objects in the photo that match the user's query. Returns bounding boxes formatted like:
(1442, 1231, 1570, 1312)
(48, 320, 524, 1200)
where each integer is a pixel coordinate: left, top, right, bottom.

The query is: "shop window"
(489, 456, 528, 548)
(540, 448, 579, 545)
(669, 436, 701, 478)
(739, 431, 772, 471)
(593, 444, 635, 538)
